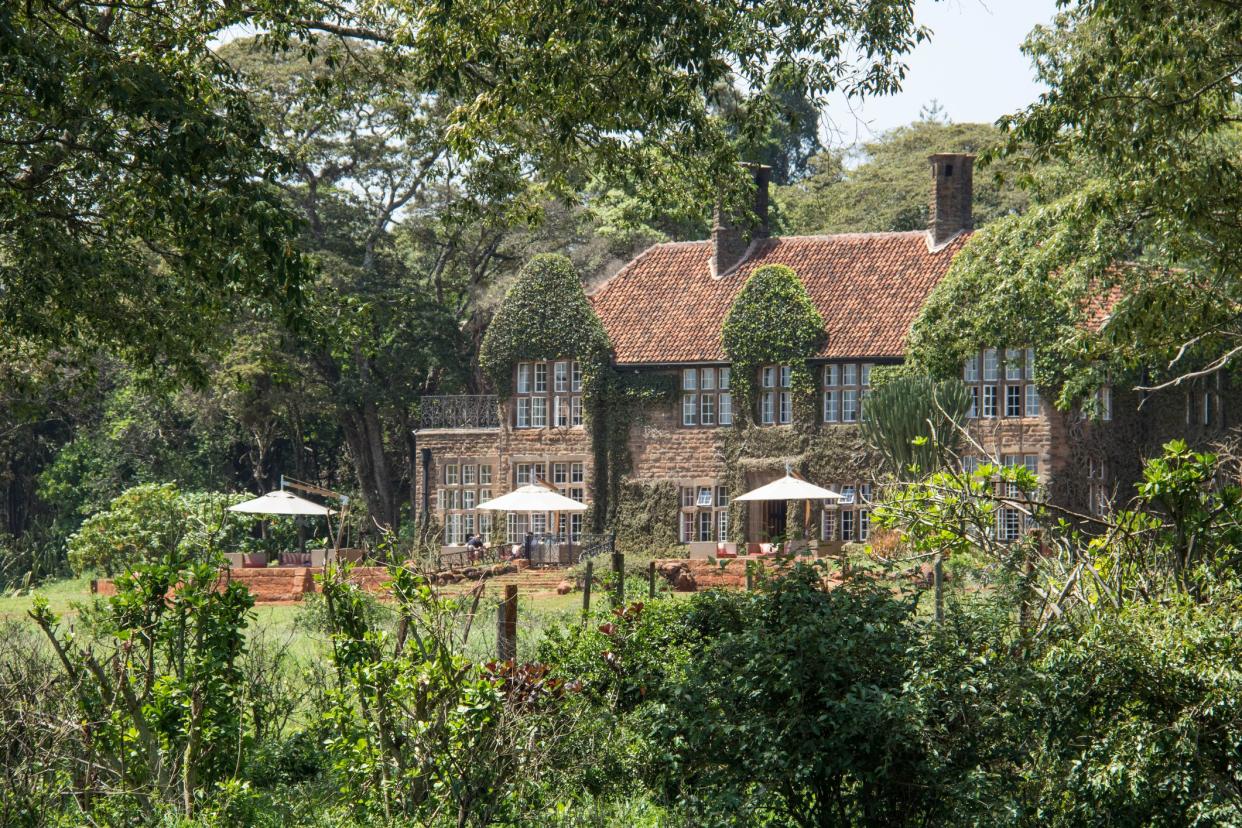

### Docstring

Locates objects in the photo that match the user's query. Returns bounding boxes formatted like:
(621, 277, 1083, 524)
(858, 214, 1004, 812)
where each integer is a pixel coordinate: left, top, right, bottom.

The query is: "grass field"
(0, 572, 629, 663)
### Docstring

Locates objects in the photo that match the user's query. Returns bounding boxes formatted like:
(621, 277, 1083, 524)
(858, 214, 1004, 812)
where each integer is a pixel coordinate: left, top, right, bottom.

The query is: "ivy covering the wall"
(903, 215, 1116, 411)
(721, 264, 826, 426)
(591, 369, 678, 531)
(479, 253, 612, 397)
(477, 253, 680, 532)
(612, 479, 681, 556)
(718, 424, 877, 544)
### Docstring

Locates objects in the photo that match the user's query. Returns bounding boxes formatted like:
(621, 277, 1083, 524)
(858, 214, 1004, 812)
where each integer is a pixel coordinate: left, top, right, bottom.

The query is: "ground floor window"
(820, 482, 872, 542)
(439, 459, 497, 545)
(679, 483, 729, 543)
(507, 456, 590, 543)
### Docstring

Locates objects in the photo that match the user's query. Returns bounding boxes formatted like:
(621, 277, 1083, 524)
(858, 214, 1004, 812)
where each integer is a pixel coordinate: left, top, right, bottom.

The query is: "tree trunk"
(340, 404, 401, 536)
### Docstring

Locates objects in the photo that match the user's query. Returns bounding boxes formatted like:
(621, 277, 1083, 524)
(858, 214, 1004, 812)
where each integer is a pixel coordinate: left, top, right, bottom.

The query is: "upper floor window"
(822, 362, 871, 423)
(963, 348, 1039, 420)
(514, 360, 582, 429)
(760, 365, 793, 425)
(682, 367, 732, 427)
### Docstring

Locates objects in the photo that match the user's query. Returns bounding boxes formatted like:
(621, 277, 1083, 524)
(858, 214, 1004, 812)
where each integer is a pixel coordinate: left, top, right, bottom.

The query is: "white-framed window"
(682, 367, 730, 428)
(759, 364, 793, 425)
(963, 354, 979, 382)
(821, 509, 837, 541)
(1005, 348, 1023, 381)
(1006, 385, 1022, 418)
(982, 385, 997, 418)
(841, 510, 855, 541)
(1100, 386, 1112, 422)
(824, 390, 839, 422)
(514, 360, 583, 429)
(843, 389, 859, 422)
(515, 462, 545, 485)
(440, 459, 496, 545)
(682, 393, 698, 426)
(679, 483, 730, 543)
(1025, 384, 1040, 417)
(824, 363, 868, 424)
(965, 347, 1038, 419)
(999, 507, 1021, 541)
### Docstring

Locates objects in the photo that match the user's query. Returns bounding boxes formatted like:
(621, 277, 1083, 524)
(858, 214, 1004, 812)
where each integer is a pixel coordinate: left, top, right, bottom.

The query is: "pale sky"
(824, 0, 1061, 145)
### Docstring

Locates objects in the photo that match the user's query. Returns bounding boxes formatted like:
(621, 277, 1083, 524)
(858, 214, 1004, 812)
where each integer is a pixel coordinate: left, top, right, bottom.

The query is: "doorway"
(763, 499, 787, 542)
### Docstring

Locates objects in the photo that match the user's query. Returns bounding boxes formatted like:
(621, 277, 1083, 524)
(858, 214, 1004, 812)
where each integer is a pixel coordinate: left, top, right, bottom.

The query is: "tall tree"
(223, 42, 526, 533)
(0, 2, 308, 377)
(775, 120, 1034, 235)
(910, 2, 1242, 405)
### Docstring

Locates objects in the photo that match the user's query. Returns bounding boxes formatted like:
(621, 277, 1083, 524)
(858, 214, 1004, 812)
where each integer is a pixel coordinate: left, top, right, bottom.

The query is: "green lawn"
(0, 575, 621, 663)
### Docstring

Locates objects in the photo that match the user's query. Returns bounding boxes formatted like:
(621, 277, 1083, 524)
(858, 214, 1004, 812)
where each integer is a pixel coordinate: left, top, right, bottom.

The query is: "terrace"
(417, 394, 500, 430)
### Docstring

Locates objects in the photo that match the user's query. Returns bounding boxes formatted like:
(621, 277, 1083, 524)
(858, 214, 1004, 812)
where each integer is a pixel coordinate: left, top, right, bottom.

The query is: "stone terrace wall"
(92, 566, 402, 603)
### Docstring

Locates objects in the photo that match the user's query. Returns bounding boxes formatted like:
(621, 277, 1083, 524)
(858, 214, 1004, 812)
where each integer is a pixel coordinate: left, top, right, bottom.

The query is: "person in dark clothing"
(466, 533, 485, 562)
(523, 531, 534, 560)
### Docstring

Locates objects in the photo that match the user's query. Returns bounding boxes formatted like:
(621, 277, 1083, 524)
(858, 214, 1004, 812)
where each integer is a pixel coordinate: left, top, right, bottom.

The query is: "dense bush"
(66, 483, 318, 575)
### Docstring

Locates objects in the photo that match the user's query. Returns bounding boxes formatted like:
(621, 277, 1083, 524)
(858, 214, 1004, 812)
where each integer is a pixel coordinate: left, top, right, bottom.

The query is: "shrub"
(66, 484, 321, 575)
(66, 482, 185, 575)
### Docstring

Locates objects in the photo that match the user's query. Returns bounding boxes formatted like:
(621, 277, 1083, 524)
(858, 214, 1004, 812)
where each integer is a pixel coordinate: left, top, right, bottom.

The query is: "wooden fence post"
(648, 560, 656, 598)
(933, 553, 944, 624)
(582, 560, 593, 617)
(611, 551, 624, 608)
(497, 584, 518, 661)
(745, 563, 753, 592)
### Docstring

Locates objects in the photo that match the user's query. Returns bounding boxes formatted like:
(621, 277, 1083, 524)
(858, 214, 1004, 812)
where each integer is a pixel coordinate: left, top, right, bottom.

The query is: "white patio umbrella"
(227, 490, 334, 515)
(475, 482, 588, 513)
(734, 470, 844, 553)
(476, 481, 587, 558)
(734, 473, 844, 502)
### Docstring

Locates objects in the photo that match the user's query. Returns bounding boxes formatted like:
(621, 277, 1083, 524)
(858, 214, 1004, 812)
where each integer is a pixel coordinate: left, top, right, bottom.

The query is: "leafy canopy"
(775, 119, 1034, 235)
(910, 1, 1242, 402)
(0, 2, 308, 378)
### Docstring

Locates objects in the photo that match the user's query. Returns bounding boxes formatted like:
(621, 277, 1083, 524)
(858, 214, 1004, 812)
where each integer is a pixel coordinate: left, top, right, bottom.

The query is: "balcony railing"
(418, 395, 500, 430)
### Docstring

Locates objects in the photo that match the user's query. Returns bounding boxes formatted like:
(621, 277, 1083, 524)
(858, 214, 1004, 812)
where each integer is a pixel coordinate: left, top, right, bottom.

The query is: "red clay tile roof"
(590, 231, 972, 365)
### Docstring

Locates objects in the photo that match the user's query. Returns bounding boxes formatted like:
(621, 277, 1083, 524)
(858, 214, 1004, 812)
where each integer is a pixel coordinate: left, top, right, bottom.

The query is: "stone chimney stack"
(927, 153, 974, 247)
(712, 164, 771, 277)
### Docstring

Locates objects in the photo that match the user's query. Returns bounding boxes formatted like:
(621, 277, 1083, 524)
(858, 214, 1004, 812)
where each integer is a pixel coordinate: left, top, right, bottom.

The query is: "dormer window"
(514, 360, 582, 429)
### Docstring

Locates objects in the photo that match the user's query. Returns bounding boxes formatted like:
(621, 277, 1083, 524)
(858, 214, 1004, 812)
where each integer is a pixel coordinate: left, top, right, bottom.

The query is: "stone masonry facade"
(414, 153, 1238, 557)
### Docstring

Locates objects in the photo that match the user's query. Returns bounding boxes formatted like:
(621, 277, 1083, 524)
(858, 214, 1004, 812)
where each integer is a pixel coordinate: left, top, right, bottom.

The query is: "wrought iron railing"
(417, 395, 500, 429)
(577, 532, 616, 562)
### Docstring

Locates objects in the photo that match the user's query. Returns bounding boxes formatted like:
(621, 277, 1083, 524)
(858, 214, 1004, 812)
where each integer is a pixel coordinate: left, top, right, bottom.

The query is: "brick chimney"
(712, 164, 771, 277)
(927, 153, 974, 248)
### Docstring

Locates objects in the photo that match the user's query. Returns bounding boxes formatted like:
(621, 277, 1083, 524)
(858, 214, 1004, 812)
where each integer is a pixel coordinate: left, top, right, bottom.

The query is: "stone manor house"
(414, 154, 1233, 557)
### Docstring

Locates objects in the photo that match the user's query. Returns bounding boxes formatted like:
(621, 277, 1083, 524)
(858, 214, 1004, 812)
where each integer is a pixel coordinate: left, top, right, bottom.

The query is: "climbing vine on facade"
(721, 264, 826, 426)
(479, 253, 612, 397)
